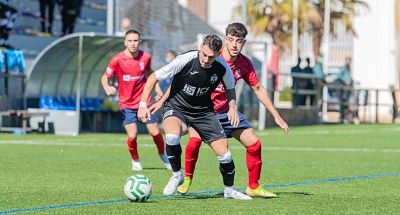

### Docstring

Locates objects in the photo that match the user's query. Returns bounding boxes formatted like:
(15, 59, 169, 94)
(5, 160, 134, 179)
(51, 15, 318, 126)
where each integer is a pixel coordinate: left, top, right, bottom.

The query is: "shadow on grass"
(275, 191, 314, 196)
(146, 191, 314, 203)
(142, 167, 169, 170)
(155, 192, 224, 201)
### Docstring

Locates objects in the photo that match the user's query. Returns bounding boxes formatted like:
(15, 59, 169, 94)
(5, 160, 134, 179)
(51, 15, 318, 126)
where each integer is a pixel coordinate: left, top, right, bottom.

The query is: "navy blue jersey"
(155, 50, 235, 117)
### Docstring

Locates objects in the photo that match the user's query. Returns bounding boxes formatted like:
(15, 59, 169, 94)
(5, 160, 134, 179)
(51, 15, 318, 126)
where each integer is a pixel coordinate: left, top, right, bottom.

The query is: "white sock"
(224, 186, 234, 193)
(172, 171, 182, 177)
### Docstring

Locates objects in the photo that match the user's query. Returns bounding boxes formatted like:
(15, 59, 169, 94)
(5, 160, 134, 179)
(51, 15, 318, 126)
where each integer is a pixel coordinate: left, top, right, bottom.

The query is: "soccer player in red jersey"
(177, 23, 289, 197)
(101, 29, 171, 171)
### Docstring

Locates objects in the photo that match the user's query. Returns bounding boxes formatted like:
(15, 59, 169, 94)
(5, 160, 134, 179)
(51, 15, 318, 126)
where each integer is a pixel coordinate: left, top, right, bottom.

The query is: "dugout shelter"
(24, 32, 158, 134)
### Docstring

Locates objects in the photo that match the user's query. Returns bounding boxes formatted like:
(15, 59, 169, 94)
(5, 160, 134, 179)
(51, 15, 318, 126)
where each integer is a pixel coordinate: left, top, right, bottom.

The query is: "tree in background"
(237, 0, 369, 58)
(306, 0, 369, 58)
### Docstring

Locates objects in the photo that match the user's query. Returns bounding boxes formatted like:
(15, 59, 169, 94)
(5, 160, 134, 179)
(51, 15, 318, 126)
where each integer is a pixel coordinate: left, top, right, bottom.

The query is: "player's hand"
(275, 116, 289, 134)
(149, 100, 163, 114)
(104, 86, 117, 96)
(138, 104, 151, 122)
(227, 106, 239, 127)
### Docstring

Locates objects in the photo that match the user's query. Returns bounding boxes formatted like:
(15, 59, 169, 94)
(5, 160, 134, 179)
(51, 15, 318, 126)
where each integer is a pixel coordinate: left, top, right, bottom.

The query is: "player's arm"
(138, 53, 187, 122)
(145, 68, 163, 101)
(219, 57, 239, 127)
(145, 68, 163, 93)
(138, 73, 158, 122)
(101, 72, 116, 96)
(149, 85, 170, 114)
(250, 83, 289, 133)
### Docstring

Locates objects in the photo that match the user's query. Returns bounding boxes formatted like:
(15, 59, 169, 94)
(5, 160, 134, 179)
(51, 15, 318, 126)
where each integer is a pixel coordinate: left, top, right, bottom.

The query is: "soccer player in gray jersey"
(138, 35, 252, 200)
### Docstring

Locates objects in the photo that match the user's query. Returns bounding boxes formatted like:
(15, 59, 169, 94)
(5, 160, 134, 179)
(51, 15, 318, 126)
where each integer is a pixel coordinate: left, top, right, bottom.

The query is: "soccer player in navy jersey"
(138, 34, 252, 200)
(101, 29, 171, 171)
(177, 23, 289, 197)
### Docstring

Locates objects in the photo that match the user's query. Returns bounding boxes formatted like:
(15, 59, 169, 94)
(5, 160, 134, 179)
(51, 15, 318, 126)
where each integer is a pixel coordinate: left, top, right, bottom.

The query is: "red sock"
(127, 138, 139, 160)
(184, 137, 202, 179)
(151, 132, 165, 155)
(246, 140, 262, 189)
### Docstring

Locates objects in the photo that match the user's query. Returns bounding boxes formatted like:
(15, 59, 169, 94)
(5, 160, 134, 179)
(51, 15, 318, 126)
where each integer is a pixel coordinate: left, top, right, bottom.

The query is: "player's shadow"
(142, 167, 169, 170)
(174, 191, 313, 200)
(274, 191, 313, 196)
(174, 192, 225, 200)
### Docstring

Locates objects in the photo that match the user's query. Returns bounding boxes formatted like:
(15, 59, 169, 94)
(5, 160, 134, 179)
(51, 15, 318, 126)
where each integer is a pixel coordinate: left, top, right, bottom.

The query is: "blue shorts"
(216, 111, 252, 138)
(121, 108, 158, 126)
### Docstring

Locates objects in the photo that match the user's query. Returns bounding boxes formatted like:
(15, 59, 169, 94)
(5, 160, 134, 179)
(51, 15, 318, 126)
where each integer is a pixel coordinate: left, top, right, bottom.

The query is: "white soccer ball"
(123, 174, 152, 202)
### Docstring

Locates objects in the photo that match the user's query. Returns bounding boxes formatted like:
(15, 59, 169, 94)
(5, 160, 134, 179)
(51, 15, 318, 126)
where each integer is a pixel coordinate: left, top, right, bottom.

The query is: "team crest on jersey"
(210, 74, 218, 84)
(139, 62, 145, 71)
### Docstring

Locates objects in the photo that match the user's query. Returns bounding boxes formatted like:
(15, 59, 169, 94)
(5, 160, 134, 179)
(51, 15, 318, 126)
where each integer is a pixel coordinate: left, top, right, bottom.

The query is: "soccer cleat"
(131, 159, 143, 171)
(224, 189, 252, 200)
(245, 185, 277, 198)
(177, 176, 192, 194)
(163, 172, 184, 195)
(160, 154, 172, 170)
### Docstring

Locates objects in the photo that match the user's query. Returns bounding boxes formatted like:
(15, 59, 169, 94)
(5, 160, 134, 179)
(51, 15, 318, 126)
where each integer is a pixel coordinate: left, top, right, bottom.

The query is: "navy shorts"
(121, 108, 158, 126)
(162, 102, 226, 143)
(217, 111, 252, 138)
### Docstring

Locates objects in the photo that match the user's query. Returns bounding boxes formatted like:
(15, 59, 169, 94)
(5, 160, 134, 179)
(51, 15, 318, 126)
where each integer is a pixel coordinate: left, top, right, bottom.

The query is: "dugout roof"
(24, 32, 158, 99)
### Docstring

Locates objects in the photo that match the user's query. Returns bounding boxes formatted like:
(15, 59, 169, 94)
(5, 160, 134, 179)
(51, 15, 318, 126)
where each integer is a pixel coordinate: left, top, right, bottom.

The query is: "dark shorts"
(121, 108, 158, 126)
(216, 111, 252, 138)
(162, 103, 226, 143)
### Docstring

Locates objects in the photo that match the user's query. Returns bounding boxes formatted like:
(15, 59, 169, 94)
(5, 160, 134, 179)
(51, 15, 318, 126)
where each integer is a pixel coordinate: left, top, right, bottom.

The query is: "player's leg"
(192, 112, 251, 200)
(145, 114, 172, 170)
(124, 123, 142, 170)
(208, 138, 250, 200)
(162, 114, 188, 195)
(122, 109, 142, 170)
(177, 128, 202, 194)
(232, 128, 277, 198)
(39, 0, 46, 32)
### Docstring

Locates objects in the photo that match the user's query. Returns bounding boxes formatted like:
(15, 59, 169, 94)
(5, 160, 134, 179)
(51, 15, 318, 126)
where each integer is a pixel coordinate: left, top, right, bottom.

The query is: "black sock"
(166, 144, 182, 172)
(219, 160, 235, 186)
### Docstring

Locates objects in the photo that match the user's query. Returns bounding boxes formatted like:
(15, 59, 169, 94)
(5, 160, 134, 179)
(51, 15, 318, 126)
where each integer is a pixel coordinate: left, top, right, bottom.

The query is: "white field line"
(263, 147, 400, 153)
(0, 126, 398, 143)
(1, 140, 399, 153)
(257, 127, 400, 136)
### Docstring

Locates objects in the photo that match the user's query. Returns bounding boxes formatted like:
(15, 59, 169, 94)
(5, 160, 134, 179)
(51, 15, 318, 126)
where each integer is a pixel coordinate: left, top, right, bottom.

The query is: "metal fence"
(270, 72, 398, 124)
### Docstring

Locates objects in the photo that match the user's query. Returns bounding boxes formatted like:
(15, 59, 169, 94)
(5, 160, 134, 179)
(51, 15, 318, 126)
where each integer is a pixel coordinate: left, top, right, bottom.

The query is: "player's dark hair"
(225, 22, 248, 38)
(202, 34, 222, 52)
(125, 29, 141, 38)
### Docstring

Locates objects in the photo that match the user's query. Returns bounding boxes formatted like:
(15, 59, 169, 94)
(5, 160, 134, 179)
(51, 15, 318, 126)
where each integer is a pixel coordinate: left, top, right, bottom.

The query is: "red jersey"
(211, 54, 259, 113)
(104, 50, 152, 110)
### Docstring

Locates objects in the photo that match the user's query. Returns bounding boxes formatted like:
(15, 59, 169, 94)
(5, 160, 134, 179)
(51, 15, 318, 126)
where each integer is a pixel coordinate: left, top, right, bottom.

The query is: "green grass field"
(1, 124, 399, 214)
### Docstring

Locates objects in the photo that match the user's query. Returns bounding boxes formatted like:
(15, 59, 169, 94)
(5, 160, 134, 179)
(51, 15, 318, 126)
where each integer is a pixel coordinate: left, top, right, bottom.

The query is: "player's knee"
(217, 151, 232, 164)
(165, 133, 180, 146)
(126, 134, 137, 140)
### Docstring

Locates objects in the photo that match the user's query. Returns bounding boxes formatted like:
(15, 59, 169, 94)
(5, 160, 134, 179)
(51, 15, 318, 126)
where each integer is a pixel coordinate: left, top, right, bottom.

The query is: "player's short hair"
(225, 22, 248, 38)
(125, 29, 141, 38)
(202, 34, 222, 53)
